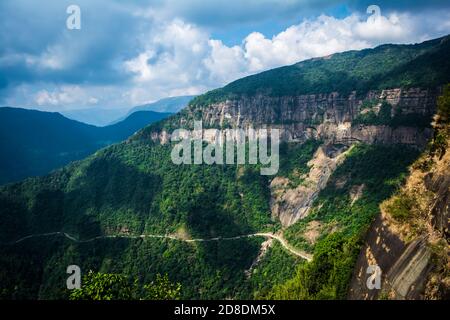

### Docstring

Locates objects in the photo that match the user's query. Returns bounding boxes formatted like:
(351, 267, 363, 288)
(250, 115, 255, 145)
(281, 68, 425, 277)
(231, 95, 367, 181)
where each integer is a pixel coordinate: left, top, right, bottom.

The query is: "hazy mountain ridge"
(0, 107, 171, 184)
(111, 96, 195, 125)
(60, 108, 130, 127)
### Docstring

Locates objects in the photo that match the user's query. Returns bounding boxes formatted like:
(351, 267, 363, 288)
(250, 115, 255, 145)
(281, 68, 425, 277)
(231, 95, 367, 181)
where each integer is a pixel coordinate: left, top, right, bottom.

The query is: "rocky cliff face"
(197, 87, 438, 145)
(146, 87, 440, 148)
(198, 88, 438, 127)
(348, 133, 449, 300)
(347, 213, 433, 299)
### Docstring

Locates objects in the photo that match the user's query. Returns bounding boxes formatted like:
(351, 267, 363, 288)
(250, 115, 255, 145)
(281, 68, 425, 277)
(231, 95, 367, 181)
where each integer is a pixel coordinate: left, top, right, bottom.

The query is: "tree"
(69, 271, 134, 300)
(431, 84, 450, 159)
(69, 271, 181, 300)
(143, 273, 181, 300)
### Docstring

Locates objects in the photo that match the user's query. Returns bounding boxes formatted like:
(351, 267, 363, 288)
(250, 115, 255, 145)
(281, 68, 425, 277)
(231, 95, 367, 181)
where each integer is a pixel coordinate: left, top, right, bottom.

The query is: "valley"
(0, 35, 449, 300)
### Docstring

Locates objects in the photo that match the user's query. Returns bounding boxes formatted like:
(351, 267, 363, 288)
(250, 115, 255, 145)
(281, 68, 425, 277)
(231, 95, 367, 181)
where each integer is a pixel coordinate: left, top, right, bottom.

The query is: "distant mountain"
(0, 107, 171, 184)
(101, 110, 172, 141)
(130, 95, 195, 113)
(60, 108, 130, 127)
(112, 96, 194, 124)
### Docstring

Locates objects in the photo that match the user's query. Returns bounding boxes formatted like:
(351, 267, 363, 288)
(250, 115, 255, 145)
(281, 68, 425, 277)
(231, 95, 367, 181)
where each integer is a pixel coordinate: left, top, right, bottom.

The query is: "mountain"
(100, 110, 172, 141)
(0, 107, 171, 185)
(112, 96, 195, 124)
(0, 35, 449, 300)
(61, 108, 130, 127)
(128, 96, 195, 114)
(191, 35, 450, 106)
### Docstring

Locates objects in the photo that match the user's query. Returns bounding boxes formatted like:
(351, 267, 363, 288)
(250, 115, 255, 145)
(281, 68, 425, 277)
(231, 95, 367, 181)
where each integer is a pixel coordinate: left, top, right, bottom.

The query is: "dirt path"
(6, 231, 312, 261)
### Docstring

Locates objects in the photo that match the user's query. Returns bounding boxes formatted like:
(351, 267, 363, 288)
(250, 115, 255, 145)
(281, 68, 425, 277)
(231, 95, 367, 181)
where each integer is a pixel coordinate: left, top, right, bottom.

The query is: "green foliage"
(285, 144, 419, 250)
(268, 233, 361, 299)
(383, 194, 414, 221)
(142, 273, 181, 300)
(437, 84, 450, 124)
(278, 140, 322, 187)
(353, 101, 392, 125)
(2, 37, 447, 300)
(243, 242, 304, 299)
(0, 107, 171, 185)
(70, 271, 134, 300)
(353, 100, 432, 127)
(429, 83, 450, 158)
(69, 271, 180, 300)
(278, 144, 419, 299)
(0, 140, 420, 300)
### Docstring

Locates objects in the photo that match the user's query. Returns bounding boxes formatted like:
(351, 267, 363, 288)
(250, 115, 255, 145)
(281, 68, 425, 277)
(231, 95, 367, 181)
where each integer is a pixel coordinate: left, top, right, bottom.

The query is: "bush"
(383, 194, 414, 221)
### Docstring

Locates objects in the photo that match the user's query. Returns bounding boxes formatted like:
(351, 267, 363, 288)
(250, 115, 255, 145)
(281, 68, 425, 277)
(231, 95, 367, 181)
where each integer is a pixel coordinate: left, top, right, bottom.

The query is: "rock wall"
(146, 87, 440, 148)
(347, 213, 433, 300)
(198, 88, 439, 127)
(348, 135, 449, 300)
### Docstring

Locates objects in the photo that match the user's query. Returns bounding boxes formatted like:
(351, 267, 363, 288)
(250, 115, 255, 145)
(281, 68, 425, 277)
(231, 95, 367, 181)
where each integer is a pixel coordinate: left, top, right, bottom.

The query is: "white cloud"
(354, 12, 411, 41)
(5, 4, 449, 110)
(34, 86, 99, 108)
(203, 39, 247, 83)
(123, 19, 213, 105)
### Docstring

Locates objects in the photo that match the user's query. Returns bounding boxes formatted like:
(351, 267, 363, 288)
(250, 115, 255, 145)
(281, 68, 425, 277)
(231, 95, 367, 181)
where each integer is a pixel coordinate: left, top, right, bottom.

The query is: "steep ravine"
(140, 87, 444, 279)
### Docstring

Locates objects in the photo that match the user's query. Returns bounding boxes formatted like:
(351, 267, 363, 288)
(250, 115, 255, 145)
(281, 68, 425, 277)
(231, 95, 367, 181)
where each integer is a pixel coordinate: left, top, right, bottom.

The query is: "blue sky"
(1, 0, 450, 111)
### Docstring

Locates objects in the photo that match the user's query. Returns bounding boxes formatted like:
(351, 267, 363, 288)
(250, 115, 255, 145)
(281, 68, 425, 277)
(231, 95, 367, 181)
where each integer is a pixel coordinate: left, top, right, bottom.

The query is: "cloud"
(0, 0, 139, 88)
(144, 0, 450, 29)
(34, 86, 99, 107)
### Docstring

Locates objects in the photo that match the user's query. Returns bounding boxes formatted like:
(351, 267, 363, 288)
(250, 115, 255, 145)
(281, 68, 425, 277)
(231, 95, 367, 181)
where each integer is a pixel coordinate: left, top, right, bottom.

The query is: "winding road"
(6, 231, 313, 261)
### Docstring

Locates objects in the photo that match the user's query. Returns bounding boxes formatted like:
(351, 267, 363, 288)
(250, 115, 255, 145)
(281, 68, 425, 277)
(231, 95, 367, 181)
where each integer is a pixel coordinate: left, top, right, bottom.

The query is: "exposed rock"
(349, 235, 433, 300)
(244, 238, 273, 278)
(270, 143, 350, 227)
(348, 134, 449, 300)
(347, 213, 408, 300)
(424, 163, 450, 237)
(304, 221, 322, 244)
(384, 237, 433, 299)
(145, 87, 440, 148)
(350, 184, 366, 206)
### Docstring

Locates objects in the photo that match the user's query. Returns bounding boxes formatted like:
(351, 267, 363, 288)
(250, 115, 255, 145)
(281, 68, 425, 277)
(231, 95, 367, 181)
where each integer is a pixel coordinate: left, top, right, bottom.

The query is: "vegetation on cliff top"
(190, 36, 450, 106)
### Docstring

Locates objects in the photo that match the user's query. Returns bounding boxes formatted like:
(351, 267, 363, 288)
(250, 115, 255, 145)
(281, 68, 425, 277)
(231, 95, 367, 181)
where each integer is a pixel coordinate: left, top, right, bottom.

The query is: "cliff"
(143, 87, 439, 148)
(348, 85, 450, 300)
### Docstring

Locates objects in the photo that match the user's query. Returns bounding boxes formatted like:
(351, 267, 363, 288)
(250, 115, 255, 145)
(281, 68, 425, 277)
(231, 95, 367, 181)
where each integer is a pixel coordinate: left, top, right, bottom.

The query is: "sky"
(1, 0, 450, 111)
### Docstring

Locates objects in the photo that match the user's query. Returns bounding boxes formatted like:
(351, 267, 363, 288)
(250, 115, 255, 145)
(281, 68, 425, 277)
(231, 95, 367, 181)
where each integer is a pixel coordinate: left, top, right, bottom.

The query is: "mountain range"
(61, 96, 193, 127)
(0, 107, 171, 185)
(0, 35, 449, 300)
(60, 108, 130, 127)
(110, 96, 195, 125)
